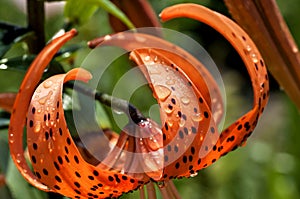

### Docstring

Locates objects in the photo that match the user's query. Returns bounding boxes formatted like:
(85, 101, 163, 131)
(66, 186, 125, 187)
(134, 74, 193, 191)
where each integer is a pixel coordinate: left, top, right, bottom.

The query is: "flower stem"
(27, 0, 45, 54)
(66, 82, 146, 124)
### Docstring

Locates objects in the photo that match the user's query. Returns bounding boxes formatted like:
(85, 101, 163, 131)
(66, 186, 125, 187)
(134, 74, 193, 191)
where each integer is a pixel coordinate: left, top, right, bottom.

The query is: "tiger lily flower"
(8, 3, 269, 199)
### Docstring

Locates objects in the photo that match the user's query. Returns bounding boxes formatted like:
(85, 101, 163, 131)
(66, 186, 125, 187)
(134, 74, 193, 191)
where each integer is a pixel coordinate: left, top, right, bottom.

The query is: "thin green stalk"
(66, 82, 146, 124)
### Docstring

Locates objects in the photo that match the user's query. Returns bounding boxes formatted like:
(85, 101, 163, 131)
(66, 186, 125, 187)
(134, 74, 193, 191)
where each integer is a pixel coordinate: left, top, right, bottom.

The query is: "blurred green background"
(0, 0, 299, 199)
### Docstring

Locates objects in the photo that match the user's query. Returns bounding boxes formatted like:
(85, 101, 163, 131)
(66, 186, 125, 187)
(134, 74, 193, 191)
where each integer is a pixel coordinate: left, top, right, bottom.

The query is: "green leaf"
(87, 0, 135, 29)
(64, 0, 99, 26)
(0, 55, 66, 93)
(64, 0, 135, 29)
(95, 101, 111, 129)
(0, 22, 28, 58)
(0, 69, 24, 93)
(0, 55, 35, 71)
(6, 157, 48, 199)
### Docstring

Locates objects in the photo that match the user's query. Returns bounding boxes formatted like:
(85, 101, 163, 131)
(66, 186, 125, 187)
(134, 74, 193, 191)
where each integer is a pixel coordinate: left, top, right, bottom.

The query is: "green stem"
(27, 0, 45, 54)
(65, 82, 146, 124)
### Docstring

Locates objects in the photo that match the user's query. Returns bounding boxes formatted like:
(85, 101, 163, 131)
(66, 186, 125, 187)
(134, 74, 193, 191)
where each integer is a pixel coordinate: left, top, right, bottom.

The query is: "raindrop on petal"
(43, 80, 53, 88)
(180, 97, 190, 105)
(154, 85, 171, 101)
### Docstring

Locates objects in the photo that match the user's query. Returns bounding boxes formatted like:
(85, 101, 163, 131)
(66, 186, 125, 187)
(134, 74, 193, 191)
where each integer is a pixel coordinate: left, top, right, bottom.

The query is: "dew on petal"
(43, 80, 53, 88)
(154, 85, 171, 101)
(180, 97, 190, 105)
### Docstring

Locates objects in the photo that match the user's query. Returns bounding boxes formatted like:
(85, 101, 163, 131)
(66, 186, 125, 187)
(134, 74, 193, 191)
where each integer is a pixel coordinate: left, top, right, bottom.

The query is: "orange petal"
(8, 29, 77, 191)
(160, 3, 269, 168)
(130, 48, 219, 179)
(88, 32, 224, 124)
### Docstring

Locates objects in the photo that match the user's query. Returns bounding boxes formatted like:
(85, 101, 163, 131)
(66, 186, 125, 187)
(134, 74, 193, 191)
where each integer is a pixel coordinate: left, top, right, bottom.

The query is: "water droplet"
(167, 120, 174, 127)
(104, 35, 112, 40)
(181, 97, 190, 105)
(43, 80, 53, 88)
(251, 53, 258, 63)
(48, 142, 54, 152)
(179, 118, 186, 127)
(154, 85, 171, 101)
(190, 172, 198, 177)
(16, 153, 22, 163)
(212, 98, 217, 104)
(37, 109, 42, 113)
(39, 91, 53, 105)
(144, 55, 151, 61)
(166, 79, 175, 85)
(50, 120, 55, 126)
(9, 134, 14, 143)
(192, 113, 203, 122)
(154, 56, 158, 62)
(148, 67, 161, 75)
(246, 45, 252, 52)
(164, 106, 173, 114)
(136, 36, 146, 43)
(40, 154, 44, 163)
(34, 122, 41, 133)
(200, 136, 204, 141)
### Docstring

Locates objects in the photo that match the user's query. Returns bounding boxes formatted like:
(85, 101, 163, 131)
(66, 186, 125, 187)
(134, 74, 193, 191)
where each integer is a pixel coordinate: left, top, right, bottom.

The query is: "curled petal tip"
(69, 28, 78, 36)
(64, 68, 93, 83)
(87, 39, 102, 49)
(52, 28, 78, 40)
(88, 35, 113, 49)
(77, 68, 93, 83)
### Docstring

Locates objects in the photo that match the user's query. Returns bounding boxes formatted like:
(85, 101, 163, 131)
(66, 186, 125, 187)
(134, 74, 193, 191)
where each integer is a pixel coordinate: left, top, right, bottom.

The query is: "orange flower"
(8, 3, 269, 199)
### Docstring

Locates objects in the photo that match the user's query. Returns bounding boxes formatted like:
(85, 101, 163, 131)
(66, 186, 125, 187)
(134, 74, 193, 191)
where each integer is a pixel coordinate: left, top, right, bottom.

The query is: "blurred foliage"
(0, 0, 299, 199)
